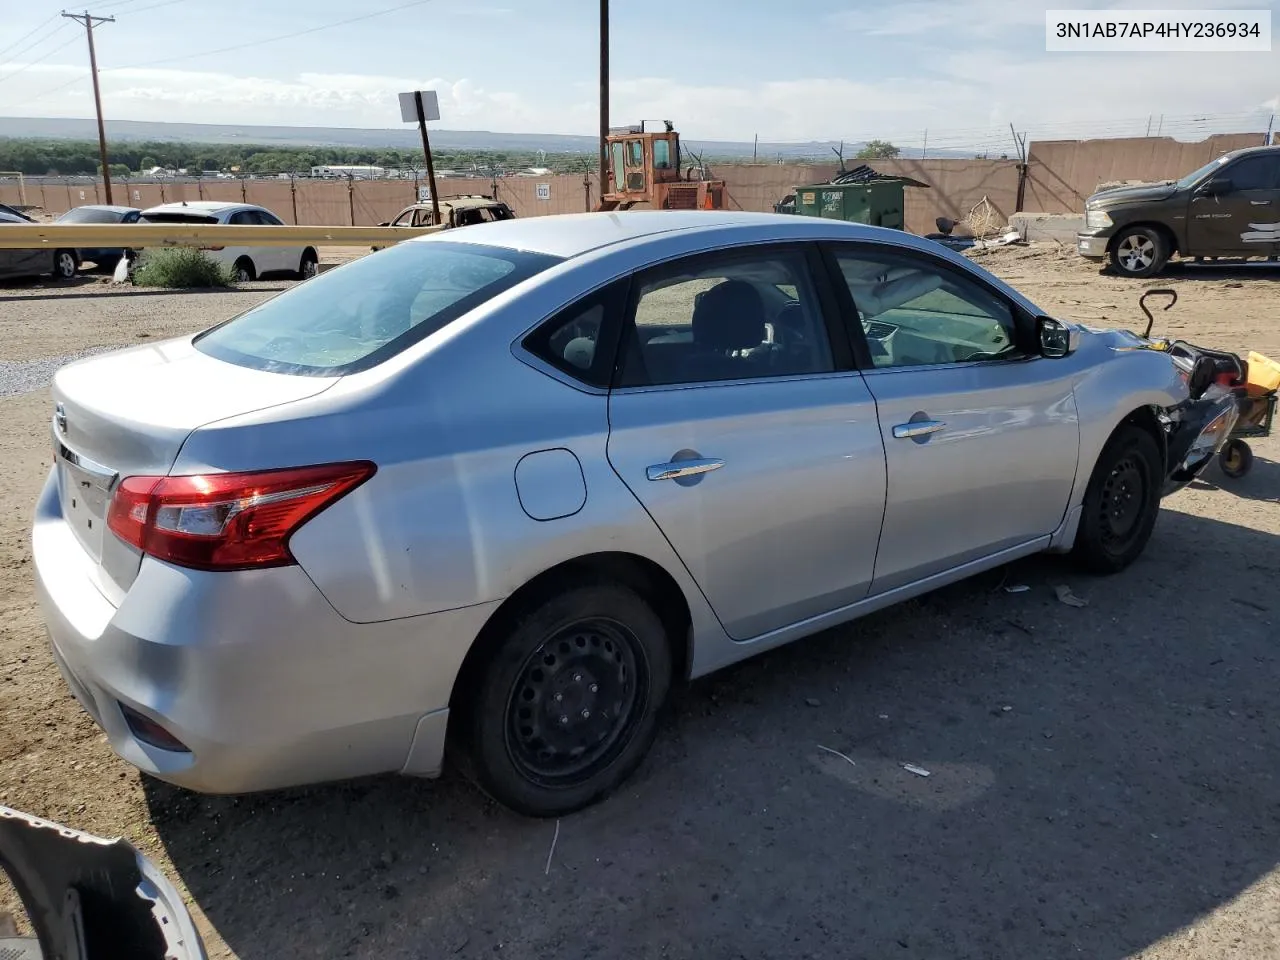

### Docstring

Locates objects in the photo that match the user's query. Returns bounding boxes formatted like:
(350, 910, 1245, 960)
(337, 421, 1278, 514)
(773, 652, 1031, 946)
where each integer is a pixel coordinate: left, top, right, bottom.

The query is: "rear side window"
(194, 240, 562, 376)
(521, 280, 628, 389)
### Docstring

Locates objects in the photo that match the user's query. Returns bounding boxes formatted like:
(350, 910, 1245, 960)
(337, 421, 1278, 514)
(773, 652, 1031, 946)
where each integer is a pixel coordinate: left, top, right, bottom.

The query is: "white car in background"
(136, 201, 318, 282)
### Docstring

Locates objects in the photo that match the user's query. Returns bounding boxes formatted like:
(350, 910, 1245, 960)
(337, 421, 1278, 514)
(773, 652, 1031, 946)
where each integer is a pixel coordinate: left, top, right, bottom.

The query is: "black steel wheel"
(455, 581, 673, 817)
(1073, 424, 1163, 574)
(505, 618, 645, 787)
(1218, 438, 1253, 479)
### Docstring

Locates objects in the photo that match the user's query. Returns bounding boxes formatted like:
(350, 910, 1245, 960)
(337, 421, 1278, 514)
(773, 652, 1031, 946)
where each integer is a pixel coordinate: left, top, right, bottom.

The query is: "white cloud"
(1, 50, 1274, 148)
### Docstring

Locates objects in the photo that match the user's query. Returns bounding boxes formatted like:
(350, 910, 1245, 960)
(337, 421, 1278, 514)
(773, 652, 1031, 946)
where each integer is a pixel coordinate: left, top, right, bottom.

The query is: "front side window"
(194, 240, 562, 376)
(611, 143, 625, 193)
(1222, 155, 1279, 191)
(619, 249, 834, 387)
(653, 139, 672, 170)
(831, 247, 1022, 368)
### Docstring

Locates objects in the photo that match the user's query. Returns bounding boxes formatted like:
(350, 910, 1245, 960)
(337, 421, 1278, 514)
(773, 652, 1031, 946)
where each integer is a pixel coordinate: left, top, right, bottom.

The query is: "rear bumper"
(32, 467, 499, 794)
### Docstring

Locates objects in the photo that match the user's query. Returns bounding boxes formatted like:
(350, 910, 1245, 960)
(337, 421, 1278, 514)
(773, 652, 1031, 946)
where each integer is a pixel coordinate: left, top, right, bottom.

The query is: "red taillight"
(199, 245, 225, 251)
(106, 462, 375, 571)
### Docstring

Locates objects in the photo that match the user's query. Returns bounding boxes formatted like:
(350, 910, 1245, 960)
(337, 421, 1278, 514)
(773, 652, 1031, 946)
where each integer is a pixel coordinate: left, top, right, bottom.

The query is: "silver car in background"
(33, 212, 1236, 817)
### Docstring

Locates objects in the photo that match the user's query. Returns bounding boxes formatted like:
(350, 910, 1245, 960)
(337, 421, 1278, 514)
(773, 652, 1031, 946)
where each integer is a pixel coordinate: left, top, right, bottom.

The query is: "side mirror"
(1198, 176, 1232, 196)
(1037, 315, 1072, 358)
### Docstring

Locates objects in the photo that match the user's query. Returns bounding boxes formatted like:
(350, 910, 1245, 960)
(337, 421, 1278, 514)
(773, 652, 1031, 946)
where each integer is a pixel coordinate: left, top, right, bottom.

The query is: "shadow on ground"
(1192, 455, 1280, 503)
(146, 508, 1280, 959)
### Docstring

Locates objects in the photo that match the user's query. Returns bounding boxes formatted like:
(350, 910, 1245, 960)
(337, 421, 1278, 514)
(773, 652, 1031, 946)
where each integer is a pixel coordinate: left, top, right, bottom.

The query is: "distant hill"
(0, 116, 967, 160)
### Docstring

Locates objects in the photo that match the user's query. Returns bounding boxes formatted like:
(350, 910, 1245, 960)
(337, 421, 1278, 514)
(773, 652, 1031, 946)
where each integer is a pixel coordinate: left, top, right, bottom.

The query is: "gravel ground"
(1, 245, 1279, 959)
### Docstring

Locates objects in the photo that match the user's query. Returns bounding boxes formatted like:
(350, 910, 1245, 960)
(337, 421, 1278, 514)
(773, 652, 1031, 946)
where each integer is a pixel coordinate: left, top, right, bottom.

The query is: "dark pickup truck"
(1076, 144, 1280, 277)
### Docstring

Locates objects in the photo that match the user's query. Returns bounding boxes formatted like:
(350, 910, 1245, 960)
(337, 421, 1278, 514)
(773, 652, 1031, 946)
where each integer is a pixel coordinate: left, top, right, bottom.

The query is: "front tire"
(232, 258, 256, 282)
(51, 249, 78, 279)
(456, 582, 672, 818)
(1072, 424, 1163, 574)
(1109, 226, 1168, 278)
(298, 248, 319, 280)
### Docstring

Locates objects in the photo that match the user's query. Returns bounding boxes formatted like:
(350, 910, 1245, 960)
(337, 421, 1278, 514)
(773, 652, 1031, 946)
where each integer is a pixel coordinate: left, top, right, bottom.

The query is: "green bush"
(131, 248, 234, 288)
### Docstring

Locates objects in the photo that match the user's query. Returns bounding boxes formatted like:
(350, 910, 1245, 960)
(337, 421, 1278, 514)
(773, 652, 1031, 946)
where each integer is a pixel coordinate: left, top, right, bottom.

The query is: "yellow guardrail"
(0, 223, 443, 249)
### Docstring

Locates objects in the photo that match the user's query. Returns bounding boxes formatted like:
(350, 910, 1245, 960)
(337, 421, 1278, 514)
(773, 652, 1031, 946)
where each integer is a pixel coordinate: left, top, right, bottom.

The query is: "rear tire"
(232, 257, 256, 282)
(1072, 424, 1163, 574)
(455, 582, 672, 818)
(1109, 226, 1168, 278)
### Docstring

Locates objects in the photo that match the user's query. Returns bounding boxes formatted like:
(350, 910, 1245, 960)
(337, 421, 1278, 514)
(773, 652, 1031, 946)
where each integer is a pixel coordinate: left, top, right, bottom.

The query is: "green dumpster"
(788, 166, 929, 231)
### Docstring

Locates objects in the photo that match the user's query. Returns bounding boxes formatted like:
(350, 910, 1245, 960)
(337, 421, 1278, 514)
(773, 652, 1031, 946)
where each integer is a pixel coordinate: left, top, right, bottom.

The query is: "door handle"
(1250, 199, 1273, 205)
(646, 458, 725, 481)
(892, 420, 946, 440)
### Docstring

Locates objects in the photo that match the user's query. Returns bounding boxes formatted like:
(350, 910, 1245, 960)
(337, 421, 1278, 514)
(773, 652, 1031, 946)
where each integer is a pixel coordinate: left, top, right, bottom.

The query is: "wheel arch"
(447, 551, 695, 718)
(1116, 403, 1168, 471)
(301, 246, 318, 262)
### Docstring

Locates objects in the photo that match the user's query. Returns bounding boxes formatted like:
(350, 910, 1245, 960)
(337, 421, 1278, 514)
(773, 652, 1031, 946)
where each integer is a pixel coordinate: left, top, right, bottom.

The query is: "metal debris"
(1054, 584, 1089, 607)
(902, 764, 931, 778)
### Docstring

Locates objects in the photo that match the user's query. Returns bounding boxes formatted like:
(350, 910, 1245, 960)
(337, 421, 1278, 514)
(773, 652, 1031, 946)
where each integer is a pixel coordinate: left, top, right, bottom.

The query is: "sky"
(0, 0, 1277, 149)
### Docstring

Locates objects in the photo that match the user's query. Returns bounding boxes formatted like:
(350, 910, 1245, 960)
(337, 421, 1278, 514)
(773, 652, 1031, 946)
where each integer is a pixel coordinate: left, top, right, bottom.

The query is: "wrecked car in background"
(1076, 144, 1280, 277)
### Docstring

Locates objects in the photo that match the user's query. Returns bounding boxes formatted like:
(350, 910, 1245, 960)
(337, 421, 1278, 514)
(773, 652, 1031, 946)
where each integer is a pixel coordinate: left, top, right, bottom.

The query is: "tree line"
(0, 138, 597, 177)
(0, 136, 904, 179)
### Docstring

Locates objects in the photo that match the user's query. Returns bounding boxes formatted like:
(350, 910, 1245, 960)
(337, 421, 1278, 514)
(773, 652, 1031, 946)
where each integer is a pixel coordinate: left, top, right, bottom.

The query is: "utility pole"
(598, 0, 609, 200)
(413, 91, 441, 225)
(62, 10, 115, 204)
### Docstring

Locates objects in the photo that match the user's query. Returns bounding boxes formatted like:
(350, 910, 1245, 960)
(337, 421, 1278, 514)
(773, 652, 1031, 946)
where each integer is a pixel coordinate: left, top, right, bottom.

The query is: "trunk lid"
(51, 336, 337, 592)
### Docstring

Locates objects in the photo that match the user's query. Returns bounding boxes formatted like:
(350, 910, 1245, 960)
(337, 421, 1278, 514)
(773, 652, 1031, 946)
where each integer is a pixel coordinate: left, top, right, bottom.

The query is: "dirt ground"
(1, 244, 1278, 959)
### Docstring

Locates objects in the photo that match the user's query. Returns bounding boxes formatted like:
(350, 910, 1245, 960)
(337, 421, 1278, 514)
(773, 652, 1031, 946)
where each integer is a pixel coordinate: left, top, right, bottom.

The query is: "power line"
(0, 33, 80, 84)
(0, 20, 71, 68)
(0, 14, 61, 60)
(112, 0, 189, 15)
(106, 0, 439, 71)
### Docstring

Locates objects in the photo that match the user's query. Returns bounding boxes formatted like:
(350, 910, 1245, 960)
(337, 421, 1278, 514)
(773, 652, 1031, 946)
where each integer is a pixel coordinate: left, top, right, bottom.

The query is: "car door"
(605, 243, 887, 640)
(824, 242, 1080, 595)
(251, 208, 295, 272)
(223, 209, 258, 274)
(1186, 153, 1280, 255)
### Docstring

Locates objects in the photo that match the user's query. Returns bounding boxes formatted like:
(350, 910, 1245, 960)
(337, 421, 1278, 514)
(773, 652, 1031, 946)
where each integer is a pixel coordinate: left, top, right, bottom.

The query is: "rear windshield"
(58, 207, 127, 223)
(139, 212, 219, 224)
(193, 240, 562, 376)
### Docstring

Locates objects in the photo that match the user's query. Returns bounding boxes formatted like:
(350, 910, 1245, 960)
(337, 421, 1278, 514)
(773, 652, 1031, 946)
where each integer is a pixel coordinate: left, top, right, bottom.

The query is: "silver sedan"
(34, 212, 1236, 817)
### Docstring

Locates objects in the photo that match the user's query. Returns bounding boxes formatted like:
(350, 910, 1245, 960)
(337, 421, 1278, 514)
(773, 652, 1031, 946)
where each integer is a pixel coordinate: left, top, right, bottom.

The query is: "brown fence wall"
(1024, 132, 1268, 213)
(2, 131, 1269, 230)
(715, 159, 1021, 234)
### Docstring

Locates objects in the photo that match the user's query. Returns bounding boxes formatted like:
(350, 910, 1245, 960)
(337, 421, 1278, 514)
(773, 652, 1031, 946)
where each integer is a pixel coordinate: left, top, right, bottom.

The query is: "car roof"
(411, 210, 933, 260)
(139, 200, 261, 215)
(1226, 144, 1280, 159)
(406, 197, 505, 211)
